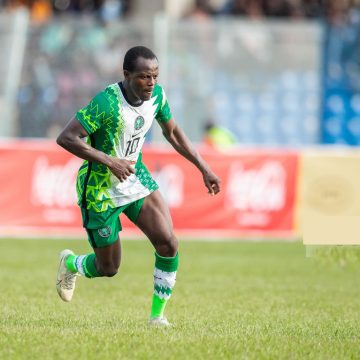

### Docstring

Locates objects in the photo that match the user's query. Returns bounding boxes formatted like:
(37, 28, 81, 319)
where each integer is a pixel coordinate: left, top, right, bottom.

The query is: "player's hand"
(202, 169, 221, 196)
(108, 157, 136, 182)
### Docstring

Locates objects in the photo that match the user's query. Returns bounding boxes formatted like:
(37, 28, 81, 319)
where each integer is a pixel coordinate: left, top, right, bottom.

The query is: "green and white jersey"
(75, 82, 172, 212)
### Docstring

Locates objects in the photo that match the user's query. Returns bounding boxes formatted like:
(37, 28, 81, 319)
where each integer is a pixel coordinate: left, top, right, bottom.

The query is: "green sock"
(151, 295, 167, 318)
(150, 252, 179, 318)
(65, 255, 77, 273)
(65, 253, 101, 278)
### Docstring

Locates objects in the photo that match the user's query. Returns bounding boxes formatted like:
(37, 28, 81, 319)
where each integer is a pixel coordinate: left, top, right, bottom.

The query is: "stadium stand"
(1, 0, 359, 146)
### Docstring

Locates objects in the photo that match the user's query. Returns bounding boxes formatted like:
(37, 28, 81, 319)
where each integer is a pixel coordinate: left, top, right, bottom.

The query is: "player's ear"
(123, 70, 130, 80)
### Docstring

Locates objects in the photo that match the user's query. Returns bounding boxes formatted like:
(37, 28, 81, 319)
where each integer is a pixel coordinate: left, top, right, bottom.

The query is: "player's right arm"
(56, 118, 135, 182)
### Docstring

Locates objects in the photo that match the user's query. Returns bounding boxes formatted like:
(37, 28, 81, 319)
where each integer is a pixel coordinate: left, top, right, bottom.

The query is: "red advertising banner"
(0, 140, 299, 239)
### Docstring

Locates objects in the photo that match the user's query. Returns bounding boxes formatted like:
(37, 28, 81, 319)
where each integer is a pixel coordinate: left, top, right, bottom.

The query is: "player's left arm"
(159, 118, 221, 195)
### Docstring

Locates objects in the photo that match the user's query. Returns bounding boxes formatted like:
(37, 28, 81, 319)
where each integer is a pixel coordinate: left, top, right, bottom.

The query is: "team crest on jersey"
(98, 226, 112, 238)
(134, 116, 145, 130)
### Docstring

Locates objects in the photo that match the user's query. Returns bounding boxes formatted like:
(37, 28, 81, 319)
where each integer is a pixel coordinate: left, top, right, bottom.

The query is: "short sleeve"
(75, 92, 110, 135)
(155, 86, 172, 123)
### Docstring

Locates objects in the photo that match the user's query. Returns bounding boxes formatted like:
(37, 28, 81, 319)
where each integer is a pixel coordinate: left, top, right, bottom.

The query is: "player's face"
(125, 57, 159, 102)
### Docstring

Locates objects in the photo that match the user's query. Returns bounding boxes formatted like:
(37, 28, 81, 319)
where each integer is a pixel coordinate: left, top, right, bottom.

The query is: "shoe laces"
(62, 272, 77, 290)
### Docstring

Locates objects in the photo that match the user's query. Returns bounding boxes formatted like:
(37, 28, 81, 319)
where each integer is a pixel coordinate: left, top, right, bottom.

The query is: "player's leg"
(56, 207, 122, 302)
(68, 231, 122, 277)
(134, 190, 179, 325)
(56, 238, 121, 301)
(93, 237, 121, 277)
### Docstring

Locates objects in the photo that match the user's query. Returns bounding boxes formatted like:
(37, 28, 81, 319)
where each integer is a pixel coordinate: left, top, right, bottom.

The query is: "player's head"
(123, 46, 159, 101)
(123, 46, 157, 72)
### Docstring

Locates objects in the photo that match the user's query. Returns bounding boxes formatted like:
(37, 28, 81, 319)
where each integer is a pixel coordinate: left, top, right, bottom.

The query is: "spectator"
(220, 0, 264, 18)
(202, 119, 238, 149)
(184, 0, 215, 20)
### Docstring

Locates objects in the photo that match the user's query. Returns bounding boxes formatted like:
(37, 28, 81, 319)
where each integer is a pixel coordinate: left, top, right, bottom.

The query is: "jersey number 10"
(125, 137, 140, 157)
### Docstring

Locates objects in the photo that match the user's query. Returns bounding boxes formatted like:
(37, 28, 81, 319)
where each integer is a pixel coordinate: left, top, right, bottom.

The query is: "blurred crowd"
(0, 0, 132, 23)
(1, 0, 360, 142)
(1, 0, 360, 24)
(186, 0, 360, 23)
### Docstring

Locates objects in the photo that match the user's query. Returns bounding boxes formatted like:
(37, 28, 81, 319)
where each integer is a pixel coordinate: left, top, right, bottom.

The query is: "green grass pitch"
(1, 239, 360, 359)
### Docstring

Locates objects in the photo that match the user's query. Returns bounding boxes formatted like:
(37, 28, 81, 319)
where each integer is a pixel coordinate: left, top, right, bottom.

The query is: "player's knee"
(98, 261, 120, 277)
(168, 235, 178, 254)
(157, 234, 178, 257)
(101, 267, 118, 277)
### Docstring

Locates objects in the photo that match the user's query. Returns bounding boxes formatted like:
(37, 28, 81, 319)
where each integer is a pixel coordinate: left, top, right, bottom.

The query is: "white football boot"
(148, 316, 171, 327)
(56, 249, 78, 302)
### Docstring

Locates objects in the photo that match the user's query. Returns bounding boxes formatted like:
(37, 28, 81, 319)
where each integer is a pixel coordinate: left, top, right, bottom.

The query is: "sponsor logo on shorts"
(98, 226, 112, 238)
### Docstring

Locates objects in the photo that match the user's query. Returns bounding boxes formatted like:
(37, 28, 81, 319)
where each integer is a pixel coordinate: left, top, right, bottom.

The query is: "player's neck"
(120, 81, 143, 107)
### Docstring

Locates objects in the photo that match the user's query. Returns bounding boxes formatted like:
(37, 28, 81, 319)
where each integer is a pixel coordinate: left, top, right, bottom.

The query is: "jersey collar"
(118, 82, 144, 107)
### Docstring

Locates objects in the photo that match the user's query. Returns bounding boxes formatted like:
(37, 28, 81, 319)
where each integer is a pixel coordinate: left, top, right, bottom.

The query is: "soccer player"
(56, 46, 220, 326)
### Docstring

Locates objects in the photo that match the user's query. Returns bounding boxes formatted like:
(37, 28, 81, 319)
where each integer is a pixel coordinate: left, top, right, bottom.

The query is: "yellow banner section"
(299, 149, 360, 245)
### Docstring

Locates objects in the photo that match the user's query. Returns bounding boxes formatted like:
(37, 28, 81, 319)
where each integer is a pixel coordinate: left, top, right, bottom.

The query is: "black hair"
(123, 46, 157, 72)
